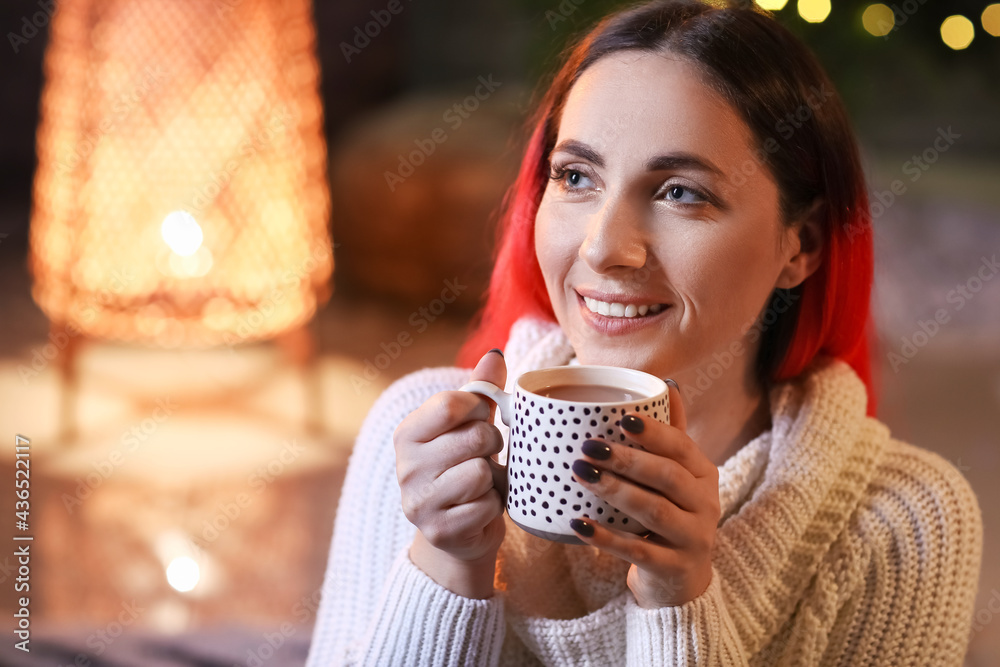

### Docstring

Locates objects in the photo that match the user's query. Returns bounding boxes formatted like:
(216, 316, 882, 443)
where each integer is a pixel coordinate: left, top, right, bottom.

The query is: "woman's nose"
(579, 194, 647, 274)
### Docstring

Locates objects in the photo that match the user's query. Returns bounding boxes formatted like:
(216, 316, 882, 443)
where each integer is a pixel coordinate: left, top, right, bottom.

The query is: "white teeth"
(584, 297, 664, 318)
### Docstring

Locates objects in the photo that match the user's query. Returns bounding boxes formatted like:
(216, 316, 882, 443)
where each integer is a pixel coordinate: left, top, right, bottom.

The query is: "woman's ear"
(775, 202, 824, 290)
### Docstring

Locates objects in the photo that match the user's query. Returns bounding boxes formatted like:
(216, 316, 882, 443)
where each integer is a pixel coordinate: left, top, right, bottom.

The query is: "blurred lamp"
(29, 0, 332, 348)
(755, 0, 789, 10)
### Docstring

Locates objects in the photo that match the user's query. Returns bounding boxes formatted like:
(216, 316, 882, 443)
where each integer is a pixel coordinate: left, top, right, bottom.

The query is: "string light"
(940, 15, 975, 50)
(983, 4, 1000, 37)
(798, 0, 831, 24)
(756, 0, 789, 10)
(862, 4, 895, 37)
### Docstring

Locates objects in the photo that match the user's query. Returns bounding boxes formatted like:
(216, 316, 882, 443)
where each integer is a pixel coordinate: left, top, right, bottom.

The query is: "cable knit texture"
(306, 318, 983, 666)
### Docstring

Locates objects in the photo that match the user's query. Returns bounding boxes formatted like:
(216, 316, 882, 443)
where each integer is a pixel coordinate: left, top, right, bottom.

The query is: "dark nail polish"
(621, 414, 644, 434)
(569, 518, 594, 537)
(488, 348, 504, 357)
(581, 439, 612, 460)
(665, 378, 679, 392)
(572, 459, 601, 484)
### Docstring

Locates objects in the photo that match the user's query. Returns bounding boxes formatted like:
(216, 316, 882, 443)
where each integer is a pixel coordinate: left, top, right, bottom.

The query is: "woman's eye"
(550, 166, 593, 191)
(664, 185, 706, 204)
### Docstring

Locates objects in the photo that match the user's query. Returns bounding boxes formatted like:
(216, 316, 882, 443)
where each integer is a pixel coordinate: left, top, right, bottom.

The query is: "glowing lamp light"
(28, 0, 332, 347)
(940, 15, 975, 50)
(755, 0, 789, 10)
(862, 4, 895, 36)
(798, 0, 831, 23)
(161, 211, 203, 257)
(166, 556, 200, 593)
(982, 4, 1000, 37)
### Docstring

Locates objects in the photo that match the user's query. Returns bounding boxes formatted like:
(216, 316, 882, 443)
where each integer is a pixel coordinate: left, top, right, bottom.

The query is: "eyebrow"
(552, 139, 724, 177)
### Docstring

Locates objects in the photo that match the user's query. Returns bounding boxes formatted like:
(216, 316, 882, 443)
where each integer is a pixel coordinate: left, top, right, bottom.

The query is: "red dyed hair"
(458, 1, 878, 415)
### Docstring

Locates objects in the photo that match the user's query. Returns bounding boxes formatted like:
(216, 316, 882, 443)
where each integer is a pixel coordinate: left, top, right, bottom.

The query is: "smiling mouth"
(582, 296, 667, 319)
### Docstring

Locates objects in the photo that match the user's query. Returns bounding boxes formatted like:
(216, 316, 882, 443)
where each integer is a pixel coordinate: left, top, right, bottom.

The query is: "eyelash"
(547, 163, 711, 206)
(548, 165, 590, 191)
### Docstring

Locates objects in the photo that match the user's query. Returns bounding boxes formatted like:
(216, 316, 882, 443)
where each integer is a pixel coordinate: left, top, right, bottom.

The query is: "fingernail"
(581, 439, 612, 460)
(621, 414, 644, 434)
(572, 459, 601, 484)
(665, 378, 679, 392)
(569, 518, 594, 537)
(488, 348, 504, 357)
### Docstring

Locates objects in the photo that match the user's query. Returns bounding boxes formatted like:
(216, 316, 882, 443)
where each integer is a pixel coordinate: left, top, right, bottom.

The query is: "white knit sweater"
(306, 318, 983, 666)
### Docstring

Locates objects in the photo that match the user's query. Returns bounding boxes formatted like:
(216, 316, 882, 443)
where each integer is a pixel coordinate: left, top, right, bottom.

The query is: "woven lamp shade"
(29, 0, 332, 347)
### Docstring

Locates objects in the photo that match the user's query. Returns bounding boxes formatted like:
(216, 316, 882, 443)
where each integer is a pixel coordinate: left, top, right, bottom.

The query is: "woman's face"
(535, 51, 810, 380)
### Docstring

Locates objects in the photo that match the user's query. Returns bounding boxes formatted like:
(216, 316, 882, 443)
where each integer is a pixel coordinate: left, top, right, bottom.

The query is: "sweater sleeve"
(802, 440, 984, 666)
(625, 567, 749, 666)
(305, 367, 507, 667)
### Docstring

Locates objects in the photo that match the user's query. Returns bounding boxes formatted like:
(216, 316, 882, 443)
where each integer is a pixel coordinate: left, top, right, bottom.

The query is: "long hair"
(458, 0, 878, 415)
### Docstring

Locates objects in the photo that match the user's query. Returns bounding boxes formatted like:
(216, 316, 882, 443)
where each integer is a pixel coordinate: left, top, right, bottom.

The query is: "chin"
(572, 344, 668, 377)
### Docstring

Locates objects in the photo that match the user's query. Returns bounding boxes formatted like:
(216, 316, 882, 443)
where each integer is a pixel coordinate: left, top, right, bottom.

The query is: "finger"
(572, 463, 696, 546)
(397, 390, 493, 444)
(580, 439, 701, 512)
(440, 487, 504, 537)
(434, 457, 497, 507)
(568, 517, 673, 570)
(431, 419, 504, 468)
(394, 350, 506, 445)
(666, 379, 686, 433)
(617, 413, 716, 479)
(469, 348, 507, 423)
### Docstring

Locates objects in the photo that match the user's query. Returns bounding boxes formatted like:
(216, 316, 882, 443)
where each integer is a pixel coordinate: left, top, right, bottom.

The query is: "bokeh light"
(940, 15, 975, 50)
(798, 0, 831, 23)
(160, 210, 203, 257)
(165, 556, 200, 593)
(983, 4, 1000, 37)
(862, 4, 895, 37)
(756, 0, 789, 10)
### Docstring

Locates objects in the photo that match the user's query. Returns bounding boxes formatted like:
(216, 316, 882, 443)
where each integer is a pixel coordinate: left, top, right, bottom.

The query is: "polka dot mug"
(461, 365, 669, 544)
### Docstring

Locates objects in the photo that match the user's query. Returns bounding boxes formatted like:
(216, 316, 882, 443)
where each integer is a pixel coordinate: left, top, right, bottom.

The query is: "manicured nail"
(488, 348, 504, 357)
(581, 439, 611, 460)
(621, 414, 644, 434)
(665, 378, 679, 392)
(569, 518, 594, 537)
(572, 460, 601, 484)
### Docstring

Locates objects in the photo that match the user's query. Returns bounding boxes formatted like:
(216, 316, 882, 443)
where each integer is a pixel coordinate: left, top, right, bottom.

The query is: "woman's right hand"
(394, 349, 508, 598)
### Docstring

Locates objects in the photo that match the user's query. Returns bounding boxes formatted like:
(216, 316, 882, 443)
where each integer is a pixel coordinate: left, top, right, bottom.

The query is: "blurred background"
(0, 0, 997, 664)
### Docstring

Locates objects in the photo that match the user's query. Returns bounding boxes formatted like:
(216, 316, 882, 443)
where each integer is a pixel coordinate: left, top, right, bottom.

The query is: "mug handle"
(458, 380, 513, 426)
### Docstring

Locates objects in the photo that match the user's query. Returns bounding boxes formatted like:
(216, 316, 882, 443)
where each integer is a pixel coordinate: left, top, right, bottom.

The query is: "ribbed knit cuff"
(625, 568, 746, 666)
(360, 549, 506, 667)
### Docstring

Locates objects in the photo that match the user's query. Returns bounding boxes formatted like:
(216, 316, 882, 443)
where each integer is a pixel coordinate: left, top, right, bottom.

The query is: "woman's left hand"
(570, 383, 721, 608)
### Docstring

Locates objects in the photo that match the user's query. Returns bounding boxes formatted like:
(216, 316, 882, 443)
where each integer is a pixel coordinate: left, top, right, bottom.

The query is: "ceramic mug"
(460, 365, 669, 544)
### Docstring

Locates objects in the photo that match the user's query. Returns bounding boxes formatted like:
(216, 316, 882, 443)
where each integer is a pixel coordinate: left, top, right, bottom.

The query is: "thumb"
(469, 348, 507, 421)
(471, 348, 508, 501)
(471, 347, 507, 384)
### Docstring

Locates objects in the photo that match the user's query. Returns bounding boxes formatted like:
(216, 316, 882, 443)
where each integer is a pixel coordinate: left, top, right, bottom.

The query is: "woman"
(308, 1, 983, 664)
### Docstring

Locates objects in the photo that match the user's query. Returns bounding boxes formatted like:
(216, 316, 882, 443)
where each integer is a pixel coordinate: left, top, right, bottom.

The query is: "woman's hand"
(569, 383, 721, 608)
(394, 350, 508, 599)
